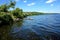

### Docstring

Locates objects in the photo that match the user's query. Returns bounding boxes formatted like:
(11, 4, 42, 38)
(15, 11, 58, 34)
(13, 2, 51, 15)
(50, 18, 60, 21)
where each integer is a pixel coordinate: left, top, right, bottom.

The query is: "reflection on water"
(0, 20, 23, 40)
(0, 24, 12, 40)
(0, 13, 60, 40)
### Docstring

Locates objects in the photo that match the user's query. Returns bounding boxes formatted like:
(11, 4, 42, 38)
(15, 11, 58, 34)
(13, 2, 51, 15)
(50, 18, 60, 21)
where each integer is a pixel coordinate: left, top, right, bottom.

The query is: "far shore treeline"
(0, 0, 43, 24)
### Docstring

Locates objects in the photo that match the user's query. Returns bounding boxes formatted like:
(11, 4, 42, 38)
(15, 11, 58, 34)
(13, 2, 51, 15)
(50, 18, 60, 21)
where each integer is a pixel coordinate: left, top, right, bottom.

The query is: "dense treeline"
(23, 12, 44, 16)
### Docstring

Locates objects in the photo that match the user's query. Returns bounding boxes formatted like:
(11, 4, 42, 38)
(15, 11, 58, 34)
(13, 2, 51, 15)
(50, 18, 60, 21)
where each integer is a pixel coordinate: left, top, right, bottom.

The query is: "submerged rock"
(25, 18, 33, 20)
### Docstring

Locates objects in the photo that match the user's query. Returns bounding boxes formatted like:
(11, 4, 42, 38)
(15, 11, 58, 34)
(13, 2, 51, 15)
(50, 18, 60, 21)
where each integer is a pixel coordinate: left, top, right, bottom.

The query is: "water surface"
(0, 13, 60, 40)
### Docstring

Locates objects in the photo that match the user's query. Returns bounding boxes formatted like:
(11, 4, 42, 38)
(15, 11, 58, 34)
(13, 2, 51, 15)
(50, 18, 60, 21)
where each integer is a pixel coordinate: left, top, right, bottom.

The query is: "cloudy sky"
(0, 0, 60, 13)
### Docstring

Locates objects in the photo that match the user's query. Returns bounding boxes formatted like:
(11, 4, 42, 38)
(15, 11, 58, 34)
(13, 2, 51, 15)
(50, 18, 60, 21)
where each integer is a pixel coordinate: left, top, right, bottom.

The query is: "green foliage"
(0, 12, 14, 23)
(0, 0, 17, 23)
(0, 4, 8, 12)
(0, 0, 16, 12)
(8, 1, 16, 8)
(23, 12, 44, 16)
(11, 8, 23, 18)
(0, 0, 44, 24)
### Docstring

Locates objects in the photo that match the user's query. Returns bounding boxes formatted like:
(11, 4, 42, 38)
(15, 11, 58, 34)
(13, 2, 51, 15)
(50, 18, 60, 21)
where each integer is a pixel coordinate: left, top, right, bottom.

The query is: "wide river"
(0, 13, 60, 40)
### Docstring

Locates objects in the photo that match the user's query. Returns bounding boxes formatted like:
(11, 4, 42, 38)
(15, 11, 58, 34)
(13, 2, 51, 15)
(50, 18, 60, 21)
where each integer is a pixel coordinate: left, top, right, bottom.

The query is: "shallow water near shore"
(0, 13, 60, 40)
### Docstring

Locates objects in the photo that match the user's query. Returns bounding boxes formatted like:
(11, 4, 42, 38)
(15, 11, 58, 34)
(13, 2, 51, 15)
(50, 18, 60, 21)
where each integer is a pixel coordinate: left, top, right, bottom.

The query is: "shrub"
(0, 12, 14, 23)
(11, 8, 24, 19)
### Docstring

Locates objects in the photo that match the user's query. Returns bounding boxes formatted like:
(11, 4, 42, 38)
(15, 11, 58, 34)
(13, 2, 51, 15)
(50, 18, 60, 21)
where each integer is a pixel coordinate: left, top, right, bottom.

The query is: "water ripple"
(10, 14, 60, 40)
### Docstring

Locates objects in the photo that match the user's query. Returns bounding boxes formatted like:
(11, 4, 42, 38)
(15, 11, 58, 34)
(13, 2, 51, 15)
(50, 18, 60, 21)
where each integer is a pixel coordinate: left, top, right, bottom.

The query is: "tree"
(8, 1, 16, 8)
(0, 1, 16, 12)
(0, 4, 8, 12)
(11, 8, 23, 18)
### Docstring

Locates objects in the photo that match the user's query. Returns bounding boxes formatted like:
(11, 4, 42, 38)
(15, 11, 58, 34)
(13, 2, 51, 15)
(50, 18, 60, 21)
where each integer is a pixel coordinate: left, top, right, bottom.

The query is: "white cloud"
(46, 0, 56, 3)
(23, 0, 27, 3)
(27, 3, 36, 6)
(15, 0, 19, 2)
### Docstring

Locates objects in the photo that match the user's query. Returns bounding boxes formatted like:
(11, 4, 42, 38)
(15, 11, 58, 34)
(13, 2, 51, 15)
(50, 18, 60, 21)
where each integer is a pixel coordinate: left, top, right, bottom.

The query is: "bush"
(0, 12, 14, 23)
(11, 8, 24, 19)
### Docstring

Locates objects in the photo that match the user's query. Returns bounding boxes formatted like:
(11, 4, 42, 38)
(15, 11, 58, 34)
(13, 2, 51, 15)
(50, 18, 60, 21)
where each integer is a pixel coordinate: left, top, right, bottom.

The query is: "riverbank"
(0, 1, 44, 24)
(0, 12, 44, 24)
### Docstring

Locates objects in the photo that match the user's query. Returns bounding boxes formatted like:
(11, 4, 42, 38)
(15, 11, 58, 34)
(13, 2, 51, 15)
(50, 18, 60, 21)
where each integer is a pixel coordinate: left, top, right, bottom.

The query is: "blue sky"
(0, 0, 60, 13)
